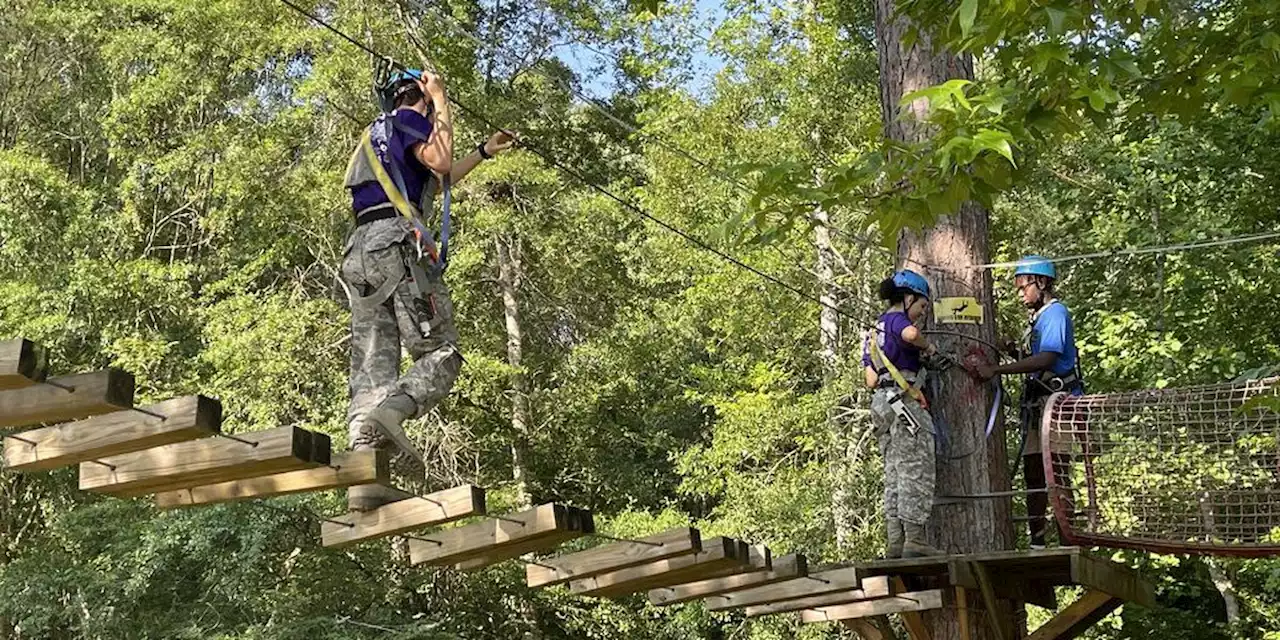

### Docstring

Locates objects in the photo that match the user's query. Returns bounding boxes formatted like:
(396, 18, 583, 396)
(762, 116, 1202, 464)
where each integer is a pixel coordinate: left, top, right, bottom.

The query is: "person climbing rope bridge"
(341, 67, 516, 511)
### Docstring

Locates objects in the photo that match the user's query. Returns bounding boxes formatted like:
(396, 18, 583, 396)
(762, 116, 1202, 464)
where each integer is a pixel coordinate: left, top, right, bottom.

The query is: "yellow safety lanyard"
(870, 335, 928, 407)
(360, 128, 421, 221)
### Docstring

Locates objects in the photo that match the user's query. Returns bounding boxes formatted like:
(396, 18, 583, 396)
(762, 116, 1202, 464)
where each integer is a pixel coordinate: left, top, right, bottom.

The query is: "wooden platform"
(0, 336, 1158, 640)
(715, 547, 1154, 640)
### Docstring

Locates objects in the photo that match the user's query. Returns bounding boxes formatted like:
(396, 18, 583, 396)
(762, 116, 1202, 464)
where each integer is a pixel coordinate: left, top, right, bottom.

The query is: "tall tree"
(873, 0, 1015, 637)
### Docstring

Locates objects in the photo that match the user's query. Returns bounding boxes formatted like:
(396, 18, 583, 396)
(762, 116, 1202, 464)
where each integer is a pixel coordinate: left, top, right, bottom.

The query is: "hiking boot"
(886, 517, 904, 559)
(902, 522, 945, 557)
(364, 392, 425, 466)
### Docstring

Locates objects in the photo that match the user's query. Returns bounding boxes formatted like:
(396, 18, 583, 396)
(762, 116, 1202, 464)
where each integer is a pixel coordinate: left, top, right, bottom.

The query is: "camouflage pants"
(871, 388, 936, 526)
(341, 218, 463, 452)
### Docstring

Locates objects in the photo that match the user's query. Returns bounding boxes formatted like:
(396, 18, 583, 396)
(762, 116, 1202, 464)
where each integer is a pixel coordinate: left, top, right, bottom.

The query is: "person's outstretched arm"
(449, 131, 517, 185)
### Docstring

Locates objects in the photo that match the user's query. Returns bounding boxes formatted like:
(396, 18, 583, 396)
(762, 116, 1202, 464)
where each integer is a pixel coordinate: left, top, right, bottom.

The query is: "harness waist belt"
(355, 207, 397, 226)
(1035, 370, 1081, 392)
(878, 373, 917, 388)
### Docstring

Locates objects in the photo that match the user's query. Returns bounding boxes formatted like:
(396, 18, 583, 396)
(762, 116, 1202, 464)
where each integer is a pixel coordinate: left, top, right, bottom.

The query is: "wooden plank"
(0, 369, 134, 429)
(0, 339, 46, 390)
(648, 553, 807, 606)
(1026, 590, 1122, 640)
(321, 484, 485, 548)
(78, 425, 323, 496)
(857, 547, 1081, 581)
(800, 589, 945, 624)
(307, 430, 332, 466)
(685, 540, 769, 581)
(569, 537, 749, 598)
(895, 580, 932, 640)
(705, 565, 864, 610)
(526, 526, 701, 588)
(409, 503, 577, 567)
(1070, 553, 1156, 607)
(746, 544, 771, 570)
(3, 396, 221, 472)
(451, 507, 595, 571)
(948, 559, 1057, 610)
(743, 576, 893, 617)
(968, 563, 1013, 640)
(153, 450, 389, 508)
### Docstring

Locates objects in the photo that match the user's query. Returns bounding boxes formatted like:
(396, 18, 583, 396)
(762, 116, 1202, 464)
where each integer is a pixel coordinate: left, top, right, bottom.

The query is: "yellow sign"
(935, 297, 983, 325)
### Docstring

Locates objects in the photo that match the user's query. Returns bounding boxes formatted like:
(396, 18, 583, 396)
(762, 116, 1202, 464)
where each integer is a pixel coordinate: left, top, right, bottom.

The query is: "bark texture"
(874, 1, 1017, 637)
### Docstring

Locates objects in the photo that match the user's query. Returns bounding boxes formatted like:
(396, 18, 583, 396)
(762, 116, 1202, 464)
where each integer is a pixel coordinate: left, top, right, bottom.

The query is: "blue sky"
(554, 0, 730, 99)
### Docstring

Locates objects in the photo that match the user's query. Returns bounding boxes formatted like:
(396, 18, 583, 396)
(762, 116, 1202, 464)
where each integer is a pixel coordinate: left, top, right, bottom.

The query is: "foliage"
(1, 0, 1279, 638)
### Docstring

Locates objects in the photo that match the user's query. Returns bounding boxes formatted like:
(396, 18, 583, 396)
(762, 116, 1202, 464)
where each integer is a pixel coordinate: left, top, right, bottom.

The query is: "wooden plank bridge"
(0, 337, 1159, 639)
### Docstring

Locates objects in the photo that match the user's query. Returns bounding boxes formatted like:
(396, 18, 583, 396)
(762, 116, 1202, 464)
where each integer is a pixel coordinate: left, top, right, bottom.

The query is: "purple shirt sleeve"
(394, 109, 434, 161)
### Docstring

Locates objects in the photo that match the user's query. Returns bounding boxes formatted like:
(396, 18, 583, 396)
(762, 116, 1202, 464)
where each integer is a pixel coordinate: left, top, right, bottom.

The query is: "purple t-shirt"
(862, 311, 922, 373)
(351, 109, 434, 214)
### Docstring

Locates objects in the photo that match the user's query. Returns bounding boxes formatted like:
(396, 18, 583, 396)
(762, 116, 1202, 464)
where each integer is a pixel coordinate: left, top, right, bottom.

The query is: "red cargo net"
(1042, 377, 1280, 557)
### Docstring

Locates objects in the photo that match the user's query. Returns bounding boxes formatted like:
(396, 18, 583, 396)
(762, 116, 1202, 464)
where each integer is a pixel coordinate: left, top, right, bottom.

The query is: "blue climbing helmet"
(892, 269, 931, 300)
(1013, 255, 1056, 280)
(377, 68, 424, 112)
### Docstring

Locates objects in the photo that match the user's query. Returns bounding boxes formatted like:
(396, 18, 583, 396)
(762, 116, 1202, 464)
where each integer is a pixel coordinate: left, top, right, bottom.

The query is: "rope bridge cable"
(1041, 376, 1280, 557)
(965, 229, 1280, 271)
(401, 0, 912, 264)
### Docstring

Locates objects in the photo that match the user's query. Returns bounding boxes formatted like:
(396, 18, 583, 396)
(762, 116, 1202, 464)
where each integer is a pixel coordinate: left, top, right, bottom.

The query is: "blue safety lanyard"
(381, 116, 452, 271)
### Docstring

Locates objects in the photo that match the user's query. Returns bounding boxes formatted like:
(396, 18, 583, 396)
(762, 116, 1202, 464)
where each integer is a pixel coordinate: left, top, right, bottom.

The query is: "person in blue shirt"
(340, 69, 516, 511)
(862, 269, 944, 557)
(975, 255, 1084, 547)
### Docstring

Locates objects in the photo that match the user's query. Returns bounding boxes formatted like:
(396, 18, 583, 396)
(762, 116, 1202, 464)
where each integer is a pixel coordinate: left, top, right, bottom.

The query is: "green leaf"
(973, 129, 1016, 166)
(1044, 6, 1067, 35)
(958, 0, 979, 38)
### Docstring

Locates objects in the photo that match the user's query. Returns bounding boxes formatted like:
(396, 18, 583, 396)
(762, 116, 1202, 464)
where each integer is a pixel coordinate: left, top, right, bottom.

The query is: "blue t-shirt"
(1029, 300, 1079, 383)
(350, 109, 435, 213)
(863, 311, 922, 373)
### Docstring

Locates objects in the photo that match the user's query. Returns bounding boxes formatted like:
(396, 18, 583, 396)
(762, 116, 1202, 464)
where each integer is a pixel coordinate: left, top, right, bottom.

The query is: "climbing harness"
(1019, 298, 1084, 394)
(868, 330, 936, 438)
(341, 60, 456, 334)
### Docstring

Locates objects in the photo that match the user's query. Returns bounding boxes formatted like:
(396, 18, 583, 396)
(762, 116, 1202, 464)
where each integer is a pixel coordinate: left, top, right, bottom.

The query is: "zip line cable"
(969, 229, 1280, 270)
(400, 0, 907, 263)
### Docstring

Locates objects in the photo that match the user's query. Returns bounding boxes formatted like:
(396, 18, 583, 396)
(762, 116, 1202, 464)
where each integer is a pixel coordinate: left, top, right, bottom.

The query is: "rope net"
(1042, 377, 1280, 556)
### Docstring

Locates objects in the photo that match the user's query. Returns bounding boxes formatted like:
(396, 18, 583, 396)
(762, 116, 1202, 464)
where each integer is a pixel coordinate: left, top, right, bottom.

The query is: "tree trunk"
(497, 233, 542, 640)
(816, 200, 859, 550)
(873, 2, 1016, 637)
(497, 234, 532, 510)
(1207, 559, 1240, 627)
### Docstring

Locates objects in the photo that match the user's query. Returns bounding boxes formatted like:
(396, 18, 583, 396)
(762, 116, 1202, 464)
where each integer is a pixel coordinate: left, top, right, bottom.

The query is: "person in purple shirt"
(862, 269, 943, 557)
(339, 69, 516, 511)
(975, 256, 1084, 548)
